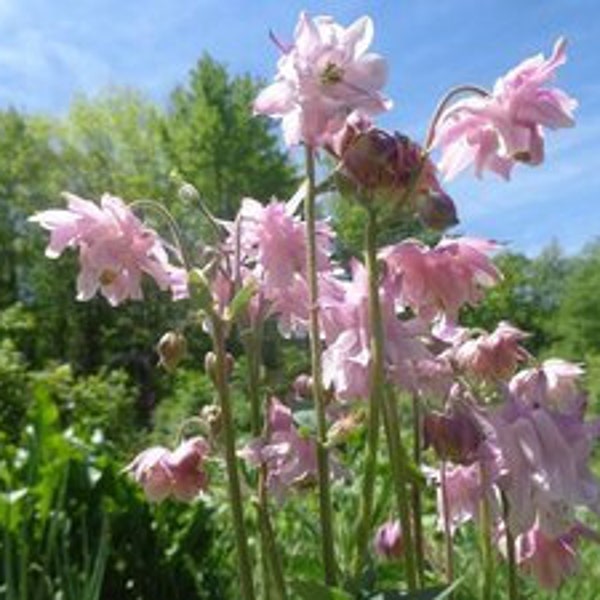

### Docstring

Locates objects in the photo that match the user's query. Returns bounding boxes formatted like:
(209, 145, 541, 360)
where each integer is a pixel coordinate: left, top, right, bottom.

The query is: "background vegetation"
(1, 55, 599, 599)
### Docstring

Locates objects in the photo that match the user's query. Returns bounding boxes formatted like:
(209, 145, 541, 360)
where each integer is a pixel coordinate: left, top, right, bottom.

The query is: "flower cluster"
(29, 9, 596, 597)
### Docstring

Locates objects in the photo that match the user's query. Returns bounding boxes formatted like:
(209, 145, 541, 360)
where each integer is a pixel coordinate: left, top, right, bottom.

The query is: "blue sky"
(1, 0, 599, 255)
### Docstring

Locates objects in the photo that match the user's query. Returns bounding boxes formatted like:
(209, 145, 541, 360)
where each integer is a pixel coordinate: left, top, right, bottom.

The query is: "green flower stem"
(243, 328, 288, 600)
(365, 208, 418, 593)
(424, 84, 491, 151)
(351, 219, 383, 580)
(211, 316, 255, 600)
(502, 492, 519, 600)
(479, 465, 494, 600)
(440, 462, 455, 591)
(411, 394, 425, 586)
(304, 145, 337, 586)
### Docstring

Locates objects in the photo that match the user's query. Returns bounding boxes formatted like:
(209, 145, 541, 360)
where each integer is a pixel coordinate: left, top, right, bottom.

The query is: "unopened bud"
(423, 409, 484, 465)
(417, 191, 459, 231)
(373, 520, 403, 560)
(293, 374, 313, 398)
(200, 404, 223, 438)
(157, 331, 187, 372)
(204, 351, 234, 382)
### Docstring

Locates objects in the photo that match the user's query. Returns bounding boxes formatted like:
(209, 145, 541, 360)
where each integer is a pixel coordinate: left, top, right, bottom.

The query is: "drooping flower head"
(453, 321, 530, 382)
(510, 359, 586, 415)
(492, 395, 600, 537)
(434, 38, 577, 180)
(381, 237, 501, 325)
(30, 193, 188, 305)
(126, 437, 210, 502)
(513, 523, 591, 590)
(238, 398, 340, 501)
(254, 12, 391, 147)
(373, 520, 403, 560)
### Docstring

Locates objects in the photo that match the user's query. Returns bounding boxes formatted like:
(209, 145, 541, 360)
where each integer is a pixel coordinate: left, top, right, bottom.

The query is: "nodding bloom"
(513, 523, 597, 590)
(510, 359, 586, 415)
(232, 196, 339, 334)
(453, 322, 530, 382)
(373, 520, 403, 560)
(381, 237, 501, 324)
(434, 37, 577, 180)
(126, 437, 210, 502)
(423, 406, 484, 465)
(30, 193, 188, 306)
(492, 395, 600, 538)
(254, 12, 391, 147)
(321, 259, 429, 401)
(239, 398, 339, 501)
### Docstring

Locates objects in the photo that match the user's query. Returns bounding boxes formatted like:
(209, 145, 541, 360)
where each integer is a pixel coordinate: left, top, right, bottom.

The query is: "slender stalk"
(304, 145, 337, 585)
(211, 317, 255, 600)
(128, 199, 192, 271)
(411, 394, 425, 585)
(502, 493, 519, 600)
(259, 464, 288, 600)
(424, 84, 491, 151)
(243, 328, 288, 600)
(479, 464, 494, 600)
(440, 462, 454, 589)
(365, 208, 418, 593)
(351, 219, 383, 580)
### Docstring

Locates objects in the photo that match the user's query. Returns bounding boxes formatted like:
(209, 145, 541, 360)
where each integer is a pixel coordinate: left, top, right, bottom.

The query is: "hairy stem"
(211, 317, 255, 600)
(243, 328, 288, 600)
(440, 462, 454, 591)
(424, 84, 491, 151)
(365, 208, 418, 593)
(479, 464, 494, 600)
(502, 492, 519, 600)
(304, 145, 337, 585)
(412, 394, 425, 585)
(351, 215, 383, 580)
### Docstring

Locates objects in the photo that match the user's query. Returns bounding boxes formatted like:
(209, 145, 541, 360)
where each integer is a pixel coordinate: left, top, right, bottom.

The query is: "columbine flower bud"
(293, 374, 313, 398)
(373, 520, 403, 560)
(334, 120, 447, 218)
(204, 351, 234, 382)
(200, 404, 223, 439)
(416, 190, 459, 231)
(423, 408, 484, 465)
(157, 331, 187, 372)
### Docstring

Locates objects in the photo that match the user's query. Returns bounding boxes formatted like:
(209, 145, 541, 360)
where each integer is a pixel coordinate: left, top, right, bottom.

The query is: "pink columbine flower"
(321, 259, 429, 400)
(381, 237, 501, 324)
(254, 12, 391, 147)
(232, 196, 340, 335)
(492, 396, 600, 537)
(510, 359, 586, 415)
(239, 398, 338, 500)
(373, 520, 403, 560)
(434, 38, 577, 180)
(30, 193, 188, 306)
(453, 322, 530, 381)
(514, 524, 580, 590)
(434, 462, 485, 535)
(126, 437, 210, 502)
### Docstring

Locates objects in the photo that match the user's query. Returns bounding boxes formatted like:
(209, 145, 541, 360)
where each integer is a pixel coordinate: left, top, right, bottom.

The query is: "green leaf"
(290, 580, 352, 600)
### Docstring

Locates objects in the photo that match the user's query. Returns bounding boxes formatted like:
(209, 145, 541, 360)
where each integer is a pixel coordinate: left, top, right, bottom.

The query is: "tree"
(162, 54, 298, 218)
